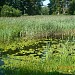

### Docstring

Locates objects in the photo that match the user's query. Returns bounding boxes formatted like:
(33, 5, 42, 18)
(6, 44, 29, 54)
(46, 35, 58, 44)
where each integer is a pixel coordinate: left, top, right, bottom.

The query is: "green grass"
(0, 15, 75, 45)
(0, 15, 75, 75)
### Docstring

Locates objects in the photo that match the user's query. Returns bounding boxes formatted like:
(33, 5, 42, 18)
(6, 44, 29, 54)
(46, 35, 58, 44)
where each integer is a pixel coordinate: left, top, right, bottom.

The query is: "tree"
(20, 0, 45, 15)
(0, 0, 6, 12)
(41, 6, 49, 15)
(48, 0, 61, 15)
(1, 5, 21, 17)
(0, 0, 45, 15)
(68, 0, 75, 15)
(48, 0, 55, 15)
(48, 0, 74, 15)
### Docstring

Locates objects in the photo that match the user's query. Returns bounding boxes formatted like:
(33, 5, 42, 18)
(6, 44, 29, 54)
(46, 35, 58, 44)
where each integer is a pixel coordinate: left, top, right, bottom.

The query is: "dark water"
(0, 60, 4, 75)
(0, 40, 51, 58)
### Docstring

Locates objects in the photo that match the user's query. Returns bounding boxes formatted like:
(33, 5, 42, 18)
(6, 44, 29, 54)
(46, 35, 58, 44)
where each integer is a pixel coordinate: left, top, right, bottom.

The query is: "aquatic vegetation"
(0, 16, 75, 75)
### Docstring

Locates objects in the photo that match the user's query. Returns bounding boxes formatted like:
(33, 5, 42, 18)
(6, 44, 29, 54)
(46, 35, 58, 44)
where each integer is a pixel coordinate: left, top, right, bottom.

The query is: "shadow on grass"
(45, 72, 72, 75)
(2, 67, 73, 75)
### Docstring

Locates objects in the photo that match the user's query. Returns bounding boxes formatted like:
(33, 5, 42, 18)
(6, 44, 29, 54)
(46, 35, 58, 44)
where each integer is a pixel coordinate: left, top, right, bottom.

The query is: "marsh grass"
(0, 16, 75, 45)
(0, 16, 75, 75)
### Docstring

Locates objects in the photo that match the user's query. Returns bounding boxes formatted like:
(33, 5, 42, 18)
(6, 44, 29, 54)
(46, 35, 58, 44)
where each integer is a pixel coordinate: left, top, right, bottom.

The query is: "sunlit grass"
(0, 15, 75, 45)
(0, 16, 75, 75)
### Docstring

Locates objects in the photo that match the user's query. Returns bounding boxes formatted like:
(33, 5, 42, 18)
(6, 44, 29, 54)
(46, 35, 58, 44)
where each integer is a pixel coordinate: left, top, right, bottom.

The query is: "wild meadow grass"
(0, 15, 75, 75)
(0, 15, 75, 45)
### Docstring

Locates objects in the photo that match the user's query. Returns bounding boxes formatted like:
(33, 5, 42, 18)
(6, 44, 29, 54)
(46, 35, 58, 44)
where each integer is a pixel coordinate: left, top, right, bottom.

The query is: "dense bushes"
(1, 5, 22, 17)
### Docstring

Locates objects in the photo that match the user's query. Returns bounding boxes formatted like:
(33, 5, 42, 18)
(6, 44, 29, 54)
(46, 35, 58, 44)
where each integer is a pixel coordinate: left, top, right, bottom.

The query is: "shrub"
(41, 6, 49, 15)
(1, 5, 22, 17)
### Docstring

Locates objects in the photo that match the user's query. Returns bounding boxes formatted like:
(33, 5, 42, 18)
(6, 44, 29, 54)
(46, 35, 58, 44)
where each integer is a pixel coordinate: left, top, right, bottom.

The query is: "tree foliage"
(1, 5, 21, 17)
(20, 0, 45, 15)
(41, 6, 49, 15)
(48, 0, 75, 15)
(0, 0, 75, 16)
(0, 0, 45, 16)
(68, 0, 75, 15)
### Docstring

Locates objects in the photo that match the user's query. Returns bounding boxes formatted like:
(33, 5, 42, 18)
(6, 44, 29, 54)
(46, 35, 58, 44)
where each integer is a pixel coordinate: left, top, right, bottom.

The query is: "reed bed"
(0, 15, 75, 45)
